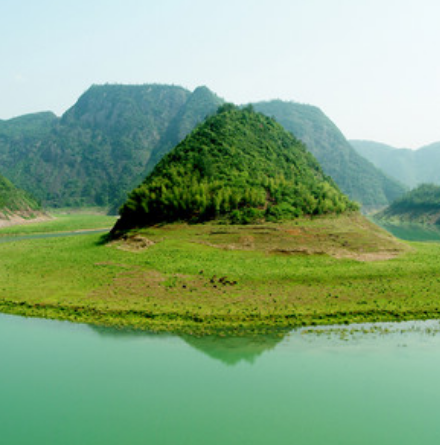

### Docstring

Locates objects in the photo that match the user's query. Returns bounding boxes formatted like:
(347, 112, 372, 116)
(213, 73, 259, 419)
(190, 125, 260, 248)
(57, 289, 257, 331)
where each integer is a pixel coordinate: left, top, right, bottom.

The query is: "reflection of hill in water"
(88, 325, 288, 366)
(180, 334, 287, 366)
(88, 324, 171, 340)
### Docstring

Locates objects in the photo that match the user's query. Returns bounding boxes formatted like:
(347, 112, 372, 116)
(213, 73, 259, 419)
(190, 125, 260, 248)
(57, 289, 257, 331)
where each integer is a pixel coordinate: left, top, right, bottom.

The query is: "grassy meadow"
(0, 210, 116, 236)
(1, 213, 440, 334)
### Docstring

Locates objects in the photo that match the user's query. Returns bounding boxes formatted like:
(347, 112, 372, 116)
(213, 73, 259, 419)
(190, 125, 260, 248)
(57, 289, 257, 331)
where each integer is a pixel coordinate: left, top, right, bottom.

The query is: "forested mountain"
(375, 183, 440, 224)
(111, 105, 358, 235)
(351, 140, 440, 189)
(0, 174, 41, 217)
(253, 101, 406, 208)
(0, 84, 223, 209)
(0, 111, 57, 139)
(145, 86, 224, 174)
(0, 84, 406, 212)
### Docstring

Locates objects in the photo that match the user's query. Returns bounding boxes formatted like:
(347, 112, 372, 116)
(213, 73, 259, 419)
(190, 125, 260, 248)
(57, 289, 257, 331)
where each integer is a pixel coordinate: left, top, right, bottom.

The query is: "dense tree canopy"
(112, 105, 358, 234)
(0, 85, 223, 209)
(375, 183, 440, 224)
(381, 184, 440, 209)
(0, 85, 406, 211)
(253, 101, 406, 207)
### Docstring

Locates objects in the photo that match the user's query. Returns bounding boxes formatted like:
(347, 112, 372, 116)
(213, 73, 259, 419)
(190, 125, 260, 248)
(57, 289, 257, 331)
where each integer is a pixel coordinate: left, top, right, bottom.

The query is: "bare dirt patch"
(111, 234, 156, 252)
(189, 215, 408, 262)
(0, 211, 52, 229)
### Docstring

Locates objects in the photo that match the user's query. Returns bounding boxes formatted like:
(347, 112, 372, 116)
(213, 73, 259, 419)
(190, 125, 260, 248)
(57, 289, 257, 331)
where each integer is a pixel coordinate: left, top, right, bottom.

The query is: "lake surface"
(373, 219, 440, 242)
(2, 314, 440, 444)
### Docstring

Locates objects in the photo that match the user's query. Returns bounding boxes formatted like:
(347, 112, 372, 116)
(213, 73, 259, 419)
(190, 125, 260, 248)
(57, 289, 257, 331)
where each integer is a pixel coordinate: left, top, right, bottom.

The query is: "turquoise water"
(2, 314, 440, 445)
(374, 220, 440, 242)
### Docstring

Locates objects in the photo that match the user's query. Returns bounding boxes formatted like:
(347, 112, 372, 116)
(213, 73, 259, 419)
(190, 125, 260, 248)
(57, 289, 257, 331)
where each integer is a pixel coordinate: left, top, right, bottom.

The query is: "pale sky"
(1, 0, 440, 148)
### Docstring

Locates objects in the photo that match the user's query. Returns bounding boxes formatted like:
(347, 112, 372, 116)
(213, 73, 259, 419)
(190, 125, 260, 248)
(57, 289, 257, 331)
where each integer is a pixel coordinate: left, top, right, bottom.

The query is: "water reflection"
(291, 319, 440, 351)
(4, 314, 440, 445)
(88, 324, 288, 366)
(89, 319, 440, 365)
(180, 333, 287, 366)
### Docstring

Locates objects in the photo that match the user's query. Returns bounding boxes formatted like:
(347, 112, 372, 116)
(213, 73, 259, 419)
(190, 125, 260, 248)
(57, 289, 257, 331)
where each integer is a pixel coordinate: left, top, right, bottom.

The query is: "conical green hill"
(111, 105, 358, 235)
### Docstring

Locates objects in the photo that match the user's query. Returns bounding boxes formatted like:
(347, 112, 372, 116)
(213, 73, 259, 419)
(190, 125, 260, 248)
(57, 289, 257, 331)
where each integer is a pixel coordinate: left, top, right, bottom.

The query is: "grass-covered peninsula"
(1, 106, 438, 335)
(3, 212, 440, 335)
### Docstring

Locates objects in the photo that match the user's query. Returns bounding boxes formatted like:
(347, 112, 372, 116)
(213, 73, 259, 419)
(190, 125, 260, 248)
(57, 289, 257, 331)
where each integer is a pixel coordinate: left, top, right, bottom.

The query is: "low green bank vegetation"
(2, 213, 440, 335)
(0, 212, 116, 236)
(375, 183, 440, 225)
(0, 174, 41, 214)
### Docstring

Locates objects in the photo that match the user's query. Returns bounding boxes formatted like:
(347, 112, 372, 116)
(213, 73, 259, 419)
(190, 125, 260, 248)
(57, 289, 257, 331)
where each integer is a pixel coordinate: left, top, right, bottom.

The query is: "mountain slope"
(351, 140, 440, 189)
(375, 183, 440, 225)
(253, 101, 406, 208)
(0, 84, 222, 209)
(145, 86, 224, 174)
(0, 86, 406, 211)
(111, 105, 358, 235)
(0, 111, 57, 170)
(0, 174, 42, 225)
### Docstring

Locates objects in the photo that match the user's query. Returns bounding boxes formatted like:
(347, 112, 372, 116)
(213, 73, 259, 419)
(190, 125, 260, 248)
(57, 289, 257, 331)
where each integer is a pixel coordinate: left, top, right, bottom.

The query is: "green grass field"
(0, 211, 117, 236)
(1, 213, 440, 334)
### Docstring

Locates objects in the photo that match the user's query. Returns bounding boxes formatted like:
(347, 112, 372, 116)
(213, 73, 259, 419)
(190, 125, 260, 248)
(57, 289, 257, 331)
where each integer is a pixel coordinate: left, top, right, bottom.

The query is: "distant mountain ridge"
(253, 101, 406, 208)
(350, 140, 440, 189)
(0, 84, 223, 209)
(0, 84, 405, 210)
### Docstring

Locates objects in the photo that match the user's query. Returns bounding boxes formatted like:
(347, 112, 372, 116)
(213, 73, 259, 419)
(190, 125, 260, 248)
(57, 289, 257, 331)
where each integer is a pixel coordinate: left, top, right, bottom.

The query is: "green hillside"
(111, 105, 358, 235)
(144, 86, 224, 174)
(0, 111, 57, 138)
(0, 84, 223, 209)
(0, 174, 41, 216)
(375, 183, 440, 224)
(253, 101, 406, 207)
(0, 85, 406, 211)
(351, 139, 440, 189)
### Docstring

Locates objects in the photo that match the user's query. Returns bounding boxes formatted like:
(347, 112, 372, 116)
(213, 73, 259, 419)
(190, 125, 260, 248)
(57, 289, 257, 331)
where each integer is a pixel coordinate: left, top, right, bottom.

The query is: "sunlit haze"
(1, 0, 439, 148)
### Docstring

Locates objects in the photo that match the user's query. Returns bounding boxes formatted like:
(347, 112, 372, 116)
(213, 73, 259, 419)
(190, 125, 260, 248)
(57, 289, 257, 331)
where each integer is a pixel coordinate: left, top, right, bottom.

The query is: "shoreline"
(1, 297, 440, 336)
(1, 213, 439, 336)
